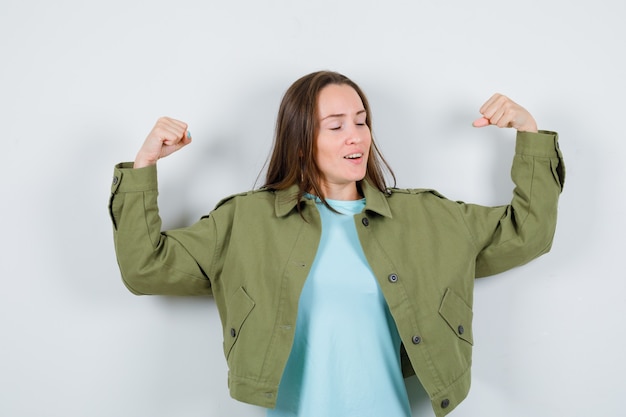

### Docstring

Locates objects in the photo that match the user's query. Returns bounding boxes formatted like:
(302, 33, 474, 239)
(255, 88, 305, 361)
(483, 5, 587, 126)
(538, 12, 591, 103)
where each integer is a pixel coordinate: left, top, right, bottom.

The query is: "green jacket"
(109, 130, 564, 417)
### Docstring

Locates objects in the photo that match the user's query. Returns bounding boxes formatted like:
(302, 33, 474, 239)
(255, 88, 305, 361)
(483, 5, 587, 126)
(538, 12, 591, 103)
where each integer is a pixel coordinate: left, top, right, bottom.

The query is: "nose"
(345, 123, 363, 144)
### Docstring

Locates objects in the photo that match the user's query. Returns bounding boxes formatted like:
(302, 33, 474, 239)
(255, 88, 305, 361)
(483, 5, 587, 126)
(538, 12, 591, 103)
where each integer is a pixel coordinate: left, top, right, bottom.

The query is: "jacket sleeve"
(459, 130, 565, 278)
(108, 163, 214, 296)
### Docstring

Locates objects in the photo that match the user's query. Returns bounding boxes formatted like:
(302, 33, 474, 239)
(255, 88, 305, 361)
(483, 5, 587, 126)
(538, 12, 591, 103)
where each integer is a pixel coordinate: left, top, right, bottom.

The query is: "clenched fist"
(472, 94, 538, 133)
(134, 117, 191, 168)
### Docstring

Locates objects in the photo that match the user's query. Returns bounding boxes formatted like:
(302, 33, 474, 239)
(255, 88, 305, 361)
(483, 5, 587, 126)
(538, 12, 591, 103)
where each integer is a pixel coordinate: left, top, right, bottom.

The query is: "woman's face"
(314, 84, 372, 199)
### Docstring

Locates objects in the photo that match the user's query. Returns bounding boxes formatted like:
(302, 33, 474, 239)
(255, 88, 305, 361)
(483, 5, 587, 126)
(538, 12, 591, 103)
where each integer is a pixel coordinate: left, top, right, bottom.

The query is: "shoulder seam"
(387, 188, 447, 199)
(213, 188, 273, 210)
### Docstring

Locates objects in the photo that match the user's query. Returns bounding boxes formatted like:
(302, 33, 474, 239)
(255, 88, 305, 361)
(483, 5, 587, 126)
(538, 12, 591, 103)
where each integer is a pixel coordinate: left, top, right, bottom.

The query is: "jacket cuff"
(515, 130, 560, 158)
(515, 130, 565, 190)
(111, 162, 158, 194)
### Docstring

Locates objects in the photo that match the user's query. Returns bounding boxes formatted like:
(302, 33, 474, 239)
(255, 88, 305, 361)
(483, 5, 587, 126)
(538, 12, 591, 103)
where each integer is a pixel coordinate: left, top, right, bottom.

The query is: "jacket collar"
(274, 180, 393, 219)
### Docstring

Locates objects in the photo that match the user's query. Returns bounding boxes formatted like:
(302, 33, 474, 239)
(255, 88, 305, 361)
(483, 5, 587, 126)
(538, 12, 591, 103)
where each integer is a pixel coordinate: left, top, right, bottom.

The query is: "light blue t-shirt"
(267, 196, 411, 417)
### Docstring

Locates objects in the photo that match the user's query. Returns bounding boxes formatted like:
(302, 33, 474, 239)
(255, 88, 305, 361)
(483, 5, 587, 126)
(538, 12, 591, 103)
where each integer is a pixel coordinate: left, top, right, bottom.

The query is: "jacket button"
(441, 399, 450, 408)
(388, 273, 398, 283)
(458, 325, 465, 335)
(412, 335, 422, 345)
(230, 328, 236, 337)
(361, 217, 369, 226)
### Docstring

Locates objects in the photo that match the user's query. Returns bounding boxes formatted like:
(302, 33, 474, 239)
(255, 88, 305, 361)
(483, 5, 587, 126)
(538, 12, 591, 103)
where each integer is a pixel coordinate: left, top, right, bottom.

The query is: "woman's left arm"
(462, 94, 565, 277)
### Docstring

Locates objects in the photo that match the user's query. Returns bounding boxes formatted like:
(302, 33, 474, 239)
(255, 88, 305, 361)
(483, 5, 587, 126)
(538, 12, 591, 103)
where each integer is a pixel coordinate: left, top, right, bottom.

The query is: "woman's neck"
(316, 181, 362, 201)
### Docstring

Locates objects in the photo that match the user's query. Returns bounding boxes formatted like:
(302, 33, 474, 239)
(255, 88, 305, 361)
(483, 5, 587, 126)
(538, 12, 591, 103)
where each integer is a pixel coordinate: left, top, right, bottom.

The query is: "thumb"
(472, 117, 490, 128)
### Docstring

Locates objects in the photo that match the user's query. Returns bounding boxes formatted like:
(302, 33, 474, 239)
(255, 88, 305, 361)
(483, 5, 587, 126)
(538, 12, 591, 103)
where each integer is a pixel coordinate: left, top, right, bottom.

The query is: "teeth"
(344, 153, 362, 159)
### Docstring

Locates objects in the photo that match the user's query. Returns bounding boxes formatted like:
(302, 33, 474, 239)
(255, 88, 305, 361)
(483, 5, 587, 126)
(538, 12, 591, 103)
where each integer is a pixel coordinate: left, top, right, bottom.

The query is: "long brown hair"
(264, 70, 395, 207)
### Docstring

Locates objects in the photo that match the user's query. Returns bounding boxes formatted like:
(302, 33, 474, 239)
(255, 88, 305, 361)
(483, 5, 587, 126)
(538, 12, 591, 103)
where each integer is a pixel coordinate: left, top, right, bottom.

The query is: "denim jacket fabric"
(109, 130, 564, 417)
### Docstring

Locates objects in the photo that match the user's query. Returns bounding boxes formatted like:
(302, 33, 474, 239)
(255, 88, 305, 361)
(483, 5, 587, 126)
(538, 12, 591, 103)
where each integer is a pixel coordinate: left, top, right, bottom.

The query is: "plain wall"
(1, 0, 624, 416)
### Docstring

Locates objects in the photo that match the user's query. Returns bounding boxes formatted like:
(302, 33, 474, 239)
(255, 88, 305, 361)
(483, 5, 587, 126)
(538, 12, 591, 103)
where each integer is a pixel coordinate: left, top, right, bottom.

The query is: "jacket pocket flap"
(223, 286, 256, 358)
(438, 288, 474, 345)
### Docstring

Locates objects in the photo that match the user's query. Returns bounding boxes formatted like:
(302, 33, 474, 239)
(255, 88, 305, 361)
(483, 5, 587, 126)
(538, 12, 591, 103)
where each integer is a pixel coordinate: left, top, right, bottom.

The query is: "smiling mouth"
(344, 153, 363, 159)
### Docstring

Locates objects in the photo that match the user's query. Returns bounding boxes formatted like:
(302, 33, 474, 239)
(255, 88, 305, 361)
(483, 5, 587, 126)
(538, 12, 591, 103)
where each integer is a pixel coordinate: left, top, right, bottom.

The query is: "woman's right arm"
(108, 118, 214, 296)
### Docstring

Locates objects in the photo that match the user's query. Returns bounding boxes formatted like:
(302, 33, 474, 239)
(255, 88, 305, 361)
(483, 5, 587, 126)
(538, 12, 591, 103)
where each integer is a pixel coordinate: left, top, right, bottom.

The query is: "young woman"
(110, 71, 564, 417)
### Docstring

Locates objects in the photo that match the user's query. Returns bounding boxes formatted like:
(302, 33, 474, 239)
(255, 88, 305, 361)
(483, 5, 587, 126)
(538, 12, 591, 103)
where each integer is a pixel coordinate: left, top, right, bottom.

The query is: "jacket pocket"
(438, 288, 473, 345)
(223, 286, 256, 360)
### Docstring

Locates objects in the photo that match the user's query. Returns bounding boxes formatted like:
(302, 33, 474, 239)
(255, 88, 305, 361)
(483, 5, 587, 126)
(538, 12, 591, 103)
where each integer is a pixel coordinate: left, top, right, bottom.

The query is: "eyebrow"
(320, 109, 366, 121)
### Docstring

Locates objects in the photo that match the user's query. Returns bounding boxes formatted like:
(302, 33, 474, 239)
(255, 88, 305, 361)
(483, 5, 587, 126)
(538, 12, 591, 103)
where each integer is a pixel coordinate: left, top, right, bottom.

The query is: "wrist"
(517, 119, 538, 133)
(133, 157, 157, 169)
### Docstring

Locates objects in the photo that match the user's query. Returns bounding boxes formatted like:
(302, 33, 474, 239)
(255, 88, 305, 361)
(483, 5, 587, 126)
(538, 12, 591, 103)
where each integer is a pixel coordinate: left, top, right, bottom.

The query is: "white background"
(1, 0, 624, 416)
